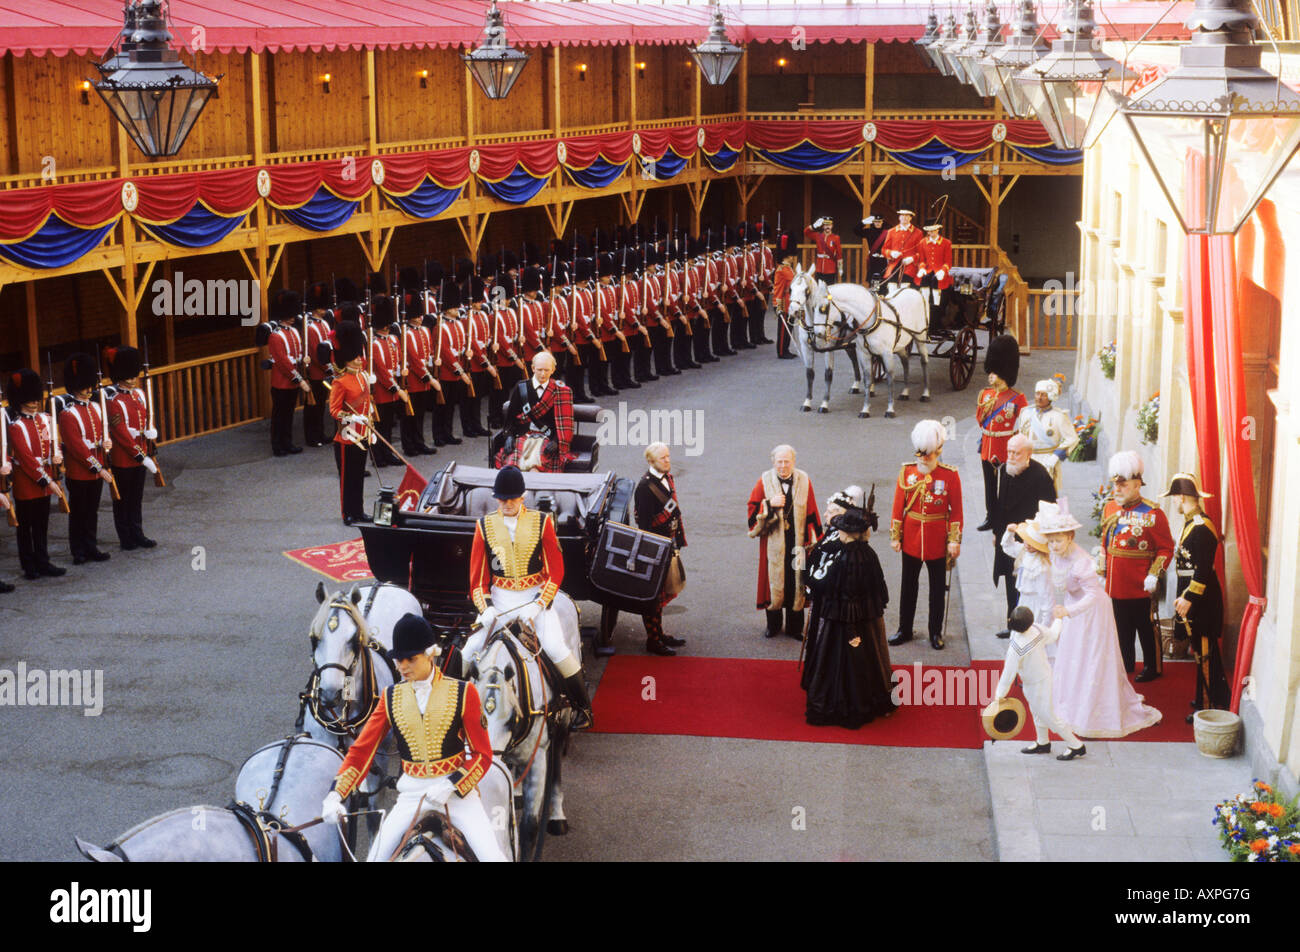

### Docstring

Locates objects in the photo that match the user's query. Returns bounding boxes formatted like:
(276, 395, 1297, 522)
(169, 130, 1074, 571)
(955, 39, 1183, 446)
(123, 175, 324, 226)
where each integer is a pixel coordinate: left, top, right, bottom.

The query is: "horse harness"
(227, 800, 317, 863)
(790, 279, 912, 355)
(302, 595, 399, 738)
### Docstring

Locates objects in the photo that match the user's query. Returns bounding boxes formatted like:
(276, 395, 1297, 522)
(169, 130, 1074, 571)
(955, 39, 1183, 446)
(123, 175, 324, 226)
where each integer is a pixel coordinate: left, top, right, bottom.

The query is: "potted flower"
(1136, 392, 1159, 445)
(1088, 482, 1109, 539)
(1068, 414, 1099, 462)
(1214, 780, 1300, 862)
(1098, 341, 1116, 380)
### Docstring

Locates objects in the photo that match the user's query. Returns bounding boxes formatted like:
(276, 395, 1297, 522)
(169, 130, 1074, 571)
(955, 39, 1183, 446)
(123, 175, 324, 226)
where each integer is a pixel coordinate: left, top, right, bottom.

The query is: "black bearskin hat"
(6, 368, 44, 407)
(521, 267, 544, 294)
(306, 281, 331, 312)
(332, 321, 366, 366)
(335, 276, 360, 304)
(984, 334, 1021, 387)
(270, 289, 301, 323)
(106, 345, 142, 383)
(63, 353, 98, 394)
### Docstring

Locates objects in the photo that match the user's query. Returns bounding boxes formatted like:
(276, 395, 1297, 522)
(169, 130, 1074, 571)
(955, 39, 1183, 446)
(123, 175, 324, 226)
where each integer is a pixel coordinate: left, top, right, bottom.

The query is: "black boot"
(765, 609, 783, 638)
(561, 672, 594, 730)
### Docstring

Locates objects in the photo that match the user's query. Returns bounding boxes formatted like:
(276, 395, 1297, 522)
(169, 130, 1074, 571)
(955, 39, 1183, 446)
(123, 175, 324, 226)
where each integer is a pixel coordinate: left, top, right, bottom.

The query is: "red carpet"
(283, 537, 373, 582)
(591, 656, 1197, 749)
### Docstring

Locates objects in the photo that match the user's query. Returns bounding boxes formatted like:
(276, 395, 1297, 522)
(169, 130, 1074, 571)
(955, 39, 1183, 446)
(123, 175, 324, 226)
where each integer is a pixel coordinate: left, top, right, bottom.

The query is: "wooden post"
(249, 51, 269, 322)
(862, 42, 875, 279)
(628, 44, 638, 226)
(25, 280, 38, 370)
(116, 125, 139, 348)
(553, 45, 562, 136)
(163, 261, 176, 364)
(990, 173, 1001, 253)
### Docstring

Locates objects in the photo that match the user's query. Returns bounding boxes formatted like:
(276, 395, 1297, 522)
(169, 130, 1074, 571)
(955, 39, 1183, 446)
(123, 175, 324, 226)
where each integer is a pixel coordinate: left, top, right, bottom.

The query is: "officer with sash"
(975, 335, 1028, 529)
(1015, 376, 1079, 494)
(321, 612, 505, 861)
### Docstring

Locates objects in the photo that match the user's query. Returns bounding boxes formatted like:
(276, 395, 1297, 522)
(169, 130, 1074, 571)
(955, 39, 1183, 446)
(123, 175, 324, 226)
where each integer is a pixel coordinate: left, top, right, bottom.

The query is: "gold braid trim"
(482, 508, 543, 579)
(1187, 580, 1206, 596)
(391, 675, 457, 763)
(1149, 555, 1168, 577)
(332, 766, 364, 799)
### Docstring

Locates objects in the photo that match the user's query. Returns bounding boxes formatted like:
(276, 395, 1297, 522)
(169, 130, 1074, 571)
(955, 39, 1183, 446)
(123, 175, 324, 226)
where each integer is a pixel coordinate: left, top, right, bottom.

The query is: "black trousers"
(304, 379, 330, 444)
(375, 400, 400, 460)
(898, 552, 947, 640)
(611, 347, 635, 388)
(711, 305, 734, 355)
(67, 477, 105, 560)
(461, 371, 490, 432)
(727, 301, 751, 349)
(110, 465, 147, 547)
(573, 344, 600, 400)
(747, 296, 770, 345)
(488, 365, 522, 428)
(649, 325, 675, 375)
(432, 380, 462, 442)
(333, 441, 369, 522)
(981, 459, 1000, 524)
(776, 307, 794, 357)
(1113, 596, 1160, 674)
(270, 386, 299, 453)
(673, 318, 698, 368)
(400, 388, 428, 453)
(692, 313, 715, 362)
(15, 495, 52, 574)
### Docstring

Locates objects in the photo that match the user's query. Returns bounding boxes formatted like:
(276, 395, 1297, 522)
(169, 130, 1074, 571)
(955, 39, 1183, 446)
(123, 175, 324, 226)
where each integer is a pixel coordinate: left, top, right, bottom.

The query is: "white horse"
(788, 267, 931, 418)
(784, 265, 866, 413)
(233, 735, 348, 862)
(75, 803, 328, 862)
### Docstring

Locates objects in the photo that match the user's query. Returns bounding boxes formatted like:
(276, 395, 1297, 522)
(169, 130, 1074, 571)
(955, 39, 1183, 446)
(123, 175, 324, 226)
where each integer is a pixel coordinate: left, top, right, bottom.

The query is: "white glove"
(903, 256, 914, 266)
(321, 791, 346, 826)
(935, 270, 946, 282)
(890, 250, 901, 259)
(813, 217, 825, 229)
(367, 373, 377, 386)
(474, 606, 498, 633)
(1143, 574, 1159, 593)
(423, 777, 456, 808)
(126, 426, 141, 439)
(345, 414, 368, 426)
(518, 600, 543, 628)
(143, 427, 158, 441)
(142, 457, 158, 475)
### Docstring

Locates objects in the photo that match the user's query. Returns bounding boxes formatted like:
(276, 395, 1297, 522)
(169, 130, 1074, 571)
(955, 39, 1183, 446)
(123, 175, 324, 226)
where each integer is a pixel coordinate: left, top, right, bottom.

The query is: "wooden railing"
(153, 348, 265, 446)
(1022, 288, 1079, 350)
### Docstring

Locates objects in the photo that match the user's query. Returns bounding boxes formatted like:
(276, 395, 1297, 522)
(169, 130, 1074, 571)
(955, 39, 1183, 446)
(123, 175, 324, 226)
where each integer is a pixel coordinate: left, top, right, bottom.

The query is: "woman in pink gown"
(1037, 501, 1162, 738)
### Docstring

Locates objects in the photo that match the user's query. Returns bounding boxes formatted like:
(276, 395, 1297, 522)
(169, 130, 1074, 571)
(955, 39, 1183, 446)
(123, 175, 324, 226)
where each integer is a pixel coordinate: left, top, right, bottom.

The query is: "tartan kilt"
(493, 433, 572, 473)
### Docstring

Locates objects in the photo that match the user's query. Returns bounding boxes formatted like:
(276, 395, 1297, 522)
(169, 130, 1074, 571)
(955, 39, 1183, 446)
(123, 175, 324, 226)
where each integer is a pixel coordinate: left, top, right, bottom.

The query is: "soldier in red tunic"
(889, 420, 963, 650)
(1103, 451, 1175, 681)
(6, 369, 68, 579)
(365, 296, 405, 468)
(326, 322, 373, 527)
(487, 269, 526, 430)
(302, 282, 335, 448)
(432, 283, 469, 448)
(916, 219, 954, 329)
(321, 612, 505, 861)
(58, 353, 114, 565)
(881, 207, 926, 288)
(803, 216, 843, 285)
(975, 335, 1028, 530)
(105, 346, 158, 550)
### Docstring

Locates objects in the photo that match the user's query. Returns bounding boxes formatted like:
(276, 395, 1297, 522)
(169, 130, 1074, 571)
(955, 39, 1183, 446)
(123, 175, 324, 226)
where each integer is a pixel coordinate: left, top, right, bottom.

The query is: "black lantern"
(1013, 0, 1135, 150)
(690, 0, 745, 86)
(1122, 0, 1300, 235)
(916, 8, 941, 57)
(93, 0, 218, 158)
(980, 0, 1049, 118)
(944, 7, 983, 84)
(927, 12, 960, 75)
(959, 2, 1005, 98)
(463, 0, 530, 100)
(94, 0, 141, 77)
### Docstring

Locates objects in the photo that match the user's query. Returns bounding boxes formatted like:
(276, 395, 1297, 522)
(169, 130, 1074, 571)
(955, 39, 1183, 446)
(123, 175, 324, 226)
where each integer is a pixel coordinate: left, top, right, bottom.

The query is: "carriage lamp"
(94, 0, 141, 77)
(958, 1, 1004, 98)
(374, 487, 396, 527)
(690, 0, 745, 86)
(1012, 0, 1135, 150)
(93, 0, 219, 158)
(943, 6, 983, 85)
(463, 0, 530, 100)
(1120, 0, 1300, 235)
(980, 0, 1049, 119)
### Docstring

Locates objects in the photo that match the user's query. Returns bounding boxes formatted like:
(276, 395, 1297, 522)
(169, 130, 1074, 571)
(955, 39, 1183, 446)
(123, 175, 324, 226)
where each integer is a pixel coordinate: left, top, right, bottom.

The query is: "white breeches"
(1021, 675, 1081, 748)
(367, 774, 507, 862)
(464, 583, 578, 675)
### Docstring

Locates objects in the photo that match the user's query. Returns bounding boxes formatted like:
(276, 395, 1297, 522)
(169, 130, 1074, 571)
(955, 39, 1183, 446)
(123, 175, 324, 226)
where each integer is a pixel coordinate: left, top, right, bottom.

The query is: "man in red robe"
(747, 444, 821, 640)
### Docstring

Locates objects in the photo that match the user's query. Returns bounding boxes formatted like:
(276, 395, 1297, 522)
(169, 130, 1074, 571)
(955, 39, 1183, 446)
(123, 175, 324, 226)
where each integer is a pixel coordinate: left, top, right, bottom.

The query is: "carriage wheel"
(950, 326, 977, 390)
(595, 604, 619, 655)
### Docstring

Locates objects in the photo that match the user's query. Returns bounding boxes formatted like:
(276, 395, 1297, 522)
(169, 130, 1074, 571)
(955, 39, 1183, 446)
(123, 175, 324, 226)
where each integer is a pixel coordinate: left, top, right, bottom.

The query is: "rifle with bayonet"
(550, 254, 580, 365)
(95, 366, 121, 503)
(140, 337, 165, 487)
(0, 405, 18, 526)
(43, 353, 71, 513)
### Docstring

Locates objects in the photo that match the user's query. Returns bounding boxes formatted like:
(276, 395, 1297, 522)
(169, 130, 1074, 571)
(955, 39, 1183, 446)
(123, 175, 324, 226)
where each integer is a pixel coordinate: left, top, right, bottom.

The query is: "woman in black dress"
(802, 486, 896, 727)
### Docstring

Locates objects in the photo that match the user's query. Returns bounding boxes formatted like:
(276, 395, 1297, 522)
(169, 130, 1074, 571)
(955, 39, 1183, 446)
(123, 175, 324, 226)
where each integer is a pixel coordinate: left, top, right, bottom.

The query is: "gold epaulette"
(896, 464, 911, 488)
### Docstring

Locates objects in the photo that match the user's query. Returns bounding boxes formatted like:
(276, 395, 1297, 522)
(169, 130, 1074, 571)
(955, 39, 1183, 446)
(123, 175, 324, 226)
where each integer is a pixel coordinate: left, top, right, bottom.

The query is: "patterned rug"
(283, 536, 374, 582)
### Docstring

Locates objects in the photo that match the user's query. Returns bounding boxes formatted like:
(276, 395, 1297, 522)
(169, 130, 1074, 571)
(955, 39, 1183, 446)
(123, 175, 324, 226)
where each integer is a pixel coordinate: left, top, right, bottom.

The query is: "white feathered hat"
(1035, 499, 1083, 534)
(1108, 449, 1144, 482)
(1034, 378, 1060, 402)
(911, 419, 946, 454)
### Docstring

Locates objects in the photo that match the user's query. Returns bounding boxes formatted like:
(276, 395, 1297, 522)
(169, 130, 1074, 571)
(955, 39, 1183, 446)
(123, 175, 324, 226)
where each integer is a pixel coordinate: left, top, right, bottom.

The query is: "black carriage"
(359, 462, 665, 653)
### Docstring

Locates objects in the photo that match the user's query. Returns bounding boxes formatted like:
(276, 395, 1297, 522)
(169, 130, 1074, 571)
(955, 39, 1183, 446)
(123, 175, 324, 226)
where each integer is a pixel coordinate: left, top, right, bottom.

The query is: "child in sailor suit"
(1000, 522, 1056, 628)
(994, 606, 1085, 757)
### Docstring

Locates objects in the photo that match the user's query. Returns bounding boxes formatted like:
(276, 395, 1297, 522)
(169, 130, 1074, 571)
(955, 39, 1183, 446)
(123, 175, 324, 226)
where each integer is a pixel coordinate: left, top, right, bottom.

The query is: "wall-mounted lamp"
(636, 61, 646, 76)
(777, 57, 787, 74)
(80, 79, 91, 104)
(418, 68, 429, 89)
(577, 63, 588, 81)
(321, 72, 332, 94)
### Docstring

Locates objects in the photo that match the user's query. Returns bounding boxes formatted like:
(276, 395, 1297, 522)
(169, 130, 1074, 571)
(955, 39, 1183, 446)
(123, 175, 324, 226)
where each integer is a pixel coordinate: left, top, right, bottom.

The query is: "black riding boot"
(561, 672, 594, 730)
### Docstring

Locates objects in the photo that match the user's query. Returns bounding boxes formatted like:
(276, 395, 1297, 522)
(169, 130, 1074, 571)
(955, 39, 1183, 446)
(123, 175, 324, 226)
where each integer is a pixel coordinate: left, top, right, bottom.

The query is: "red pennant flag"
(396, 464, 427, 512)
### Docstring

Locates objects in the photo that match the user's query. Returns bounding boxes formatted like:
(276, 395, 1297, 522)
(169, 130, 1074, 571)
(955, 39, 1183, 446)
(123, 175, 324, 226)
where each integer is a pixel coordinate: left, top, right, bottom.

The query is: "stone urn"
(1193, 709, 1242, 759)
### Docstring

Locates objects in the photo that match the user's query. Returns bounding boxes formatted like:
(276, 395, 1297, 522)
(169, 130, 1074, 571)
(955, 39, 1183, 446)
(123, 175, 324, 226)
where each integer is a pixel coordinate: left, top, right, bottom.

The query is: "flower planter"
(1194, 709, 1242, 759)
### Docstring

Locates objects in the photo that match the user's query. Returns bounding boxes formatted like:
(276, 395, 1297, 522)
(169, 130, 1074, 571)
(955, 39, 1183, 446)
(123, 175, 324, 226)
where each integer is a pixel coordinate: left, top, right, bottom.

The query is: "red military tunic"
(803, 227, 843, 278)
(1101, 497, 1176, 601)
(108, 388, 150, 470)
(267, 323, 305, 390)
(371, 332, 401, 406)
(58, 399, 109, 481)
(890, 462, 963, 562)
(545, 293, 572, 355)
(330, 672, 492, 800)
(595, 283, 619, 345)
(305, 317, 332, 383)
(328, 368, 373, 447)
(436, 317, 469, 384)
(772, 264, 796, 310)
(491, 305, 521, 370)
(618, 279, 642, 337)
(8, 412, 58, 501)
(404, 321, 433, 394)
(977, 384, 1028, 464)
(918, 235, 954, 289)
(519, 297, 546, 362)
(881, 225, 925, 282)
(572, 285, 596, 345)
(468, 507, 564, 613)
(466, 309, 492, 373)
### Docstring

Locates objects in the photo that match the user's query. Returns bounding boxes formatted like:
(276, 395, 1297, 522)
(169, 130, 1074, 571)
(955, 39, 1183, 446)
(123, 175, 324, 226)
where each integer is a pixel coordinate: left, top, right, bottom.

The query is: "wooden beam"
(841, 173, 864, 207)
(864, 42, 875, 117)
(100, 268, 129, 311)
(553, 45, 562, 136)
(869, 173, 893, 204)
(25, 281, 38, 369)
(365, 49, 377, 156)
(969, 174, 992, 206)
(997, 174, 1022, 206)
(248, 52, 265, 166)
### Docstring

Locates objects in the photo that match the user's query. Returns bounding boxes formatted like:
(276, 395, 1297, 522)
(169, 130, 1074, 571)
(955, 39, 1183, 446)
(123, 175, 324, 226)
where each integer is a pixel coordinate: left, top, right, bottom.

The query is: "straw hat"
(981, 697, 1026, 741)
(1014, 519, 1049, 554)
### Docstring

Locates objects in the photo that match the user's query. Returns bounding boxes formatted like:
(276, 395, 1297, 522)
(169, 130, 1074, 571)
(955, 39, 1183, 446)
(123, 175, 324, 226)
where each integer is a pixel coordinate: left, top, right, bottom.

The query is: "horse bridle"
(790, 276, 913, 355)
(303, 596, 397, 738)
(477, 627, 545, 756)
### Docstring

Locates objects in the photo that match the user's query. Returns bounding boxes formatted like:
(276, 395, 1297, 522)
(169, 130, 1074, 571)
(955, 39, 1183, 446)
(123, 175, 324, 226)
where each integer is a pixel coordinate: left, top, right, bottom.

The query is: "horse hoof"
(817, 406, 829, 414)
(801, 405, 812, 413)
(850, 385, 863, 394)
(919, 394, 931, 403)
(547, 819, 569, 836)
(858, 411, 870, 419)
(898, 394, 909, 401)
(885, 410, 896, 419)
